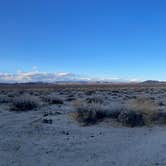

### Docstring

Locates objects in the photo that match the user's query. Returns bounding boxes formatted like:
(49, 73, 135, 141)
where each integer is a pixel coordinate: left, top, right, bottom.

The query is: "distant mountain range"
(141, 80, 166, 84)
(0, 80, 166, 85)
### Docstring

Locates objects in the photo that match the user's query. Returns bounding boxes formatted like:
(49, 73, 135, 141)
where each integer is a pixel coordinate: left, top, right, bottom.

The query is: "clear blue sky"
(0, 0, 166, 80)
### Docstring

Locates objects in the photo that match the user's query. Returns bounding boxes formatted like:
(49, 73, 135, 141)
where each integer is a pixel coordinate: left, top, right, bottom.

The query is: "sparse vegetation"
(0, 94, 12, 103)
(10, 94, 40, 111)
(70, 101, 108, 126)
(71, 96, 160, 127)
(85, 90, 95, 95)
(118, 111, 145, 127)
(86, 95, 104, 104)
(0, 84, 165, 127)
(125, 97, 159, 125)
(43, 94, 64, 104)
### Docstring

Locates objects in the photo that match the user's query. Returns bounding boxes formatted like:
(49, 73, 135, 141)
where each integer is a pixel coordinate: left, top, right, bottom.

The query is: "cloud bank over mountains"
(0, 72, 77, 83)
(0, 71, 139, 83)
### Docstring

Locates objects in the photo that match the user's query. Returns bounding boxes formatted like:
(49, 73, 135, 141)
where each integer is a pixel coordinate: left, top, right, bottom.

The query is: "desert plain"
(0, 83, 166, 166)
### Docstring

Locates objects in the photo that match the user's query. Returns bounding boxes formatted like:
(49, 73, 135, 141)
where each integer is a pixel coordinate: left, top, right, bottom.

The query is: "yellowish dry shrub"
(70, 100, 107, 126)
(126, 97, 159, 124)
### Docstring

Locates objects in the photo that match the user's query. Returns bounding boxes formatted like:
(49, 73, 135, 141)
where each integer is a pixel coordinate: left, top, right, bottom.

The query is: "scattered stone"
(99, 132, 102, 135)
(61, 131, 70, 135)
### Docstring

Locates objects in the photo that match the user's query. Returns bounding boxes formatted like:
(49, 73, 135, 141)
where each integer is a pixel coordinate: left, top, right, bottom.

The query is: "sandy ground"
(0, 105, 166, 166)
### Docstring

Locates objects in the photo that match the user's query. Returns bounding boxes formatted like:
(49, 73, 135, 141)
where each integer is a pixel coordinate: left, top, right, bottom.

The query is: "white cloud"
(0, 70, 140, 83)
(0, 71, 82, 83)
(129, 78, 142, 82)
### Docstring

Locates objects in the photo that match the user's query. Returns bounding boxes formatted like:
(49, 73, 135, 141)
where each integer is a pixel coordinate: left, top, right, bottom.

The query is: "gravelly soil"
(0, 86, 166, 166)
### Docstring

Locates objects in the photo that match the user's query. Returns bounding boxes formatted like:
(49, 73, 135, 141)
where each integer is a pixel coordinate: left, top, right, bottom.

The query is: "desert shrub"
(65, 97, 76, 102)
(111, 90, 120, 93)
(158, 101, 165, 106)
(7, 92, 15, 98)
(86, 95, 104, 104)
(70, 101, 108, 126)
(29, 91, 40, 96)
(107, 102, 125, 119)
(18, 90, 25, 95)
(43, 94, 64, 104)
(10, 94, 40, 111)
(119, 97, 159, 126)
(0, 94, 12, 103)
(67, 94, 75, 98)
(71, 96, 159, 127)
(85, 90, 95, 96)
(118, 111, 145, 127)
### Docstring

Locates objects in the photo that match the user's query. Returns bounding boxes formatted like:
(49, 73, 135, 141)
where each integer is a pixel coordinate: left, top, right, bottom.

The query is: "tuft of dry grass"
(124, 97, 159, 125)
(70, 100, 107, 126)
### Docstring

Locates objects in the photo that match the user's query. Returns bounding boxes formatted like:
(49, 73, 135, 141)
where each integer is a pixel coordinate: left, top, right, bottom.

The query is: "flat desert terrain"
(0, 84, 166, 166)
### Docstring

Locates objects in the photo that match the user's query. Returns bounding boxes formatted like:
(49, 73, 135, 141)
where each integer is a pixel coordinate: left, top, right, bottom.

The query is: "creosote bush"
(10, 94, 40, 111)
(70, 101, 108, 126)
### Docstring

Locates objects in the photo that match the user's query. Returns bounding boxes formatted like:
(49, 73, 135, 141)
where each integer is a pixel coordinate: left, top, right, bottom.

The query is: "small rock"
(66, 132, 69, 135)
(62, 131, 70, 135)
(42, 118, 53, 124)
(43, 113, 49, 117)
(158, 101, 165, 106)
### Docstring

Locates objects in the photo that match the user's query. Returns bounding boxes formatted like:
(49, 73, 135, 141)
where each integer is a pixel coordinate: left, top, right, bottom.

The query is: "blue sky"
(0, 0, 166, 82)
